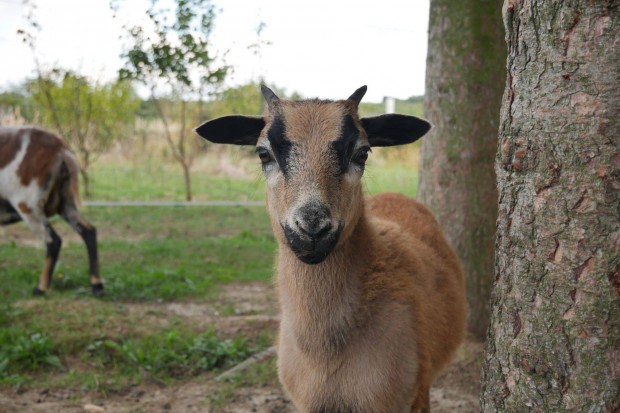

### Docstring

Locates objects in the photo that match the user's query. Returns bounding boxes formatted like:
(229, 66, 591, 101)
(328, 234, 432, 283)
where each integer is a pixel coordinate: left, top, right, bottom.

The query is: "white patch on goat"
(0, 131, 30, 200)
(0, 132, 51, 243)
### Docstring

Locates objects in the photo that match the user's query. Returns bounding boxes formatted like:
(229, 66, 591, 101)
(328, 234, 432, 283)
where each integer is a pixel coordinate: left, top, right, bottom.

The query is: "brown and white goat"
(196, 86, 466, 413)
(0, 126, 103, 296)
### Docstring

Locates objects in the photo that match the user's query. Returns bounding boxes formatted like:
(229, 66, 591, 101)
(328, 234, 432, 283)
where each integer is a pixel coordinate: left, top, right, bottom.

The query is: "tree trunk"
(481, 1, 619, 411)
(80, 169, 90, 199)
(79, 152, 91, 199)
(182, 161, 193, 202)
(418, 0, 506, 339)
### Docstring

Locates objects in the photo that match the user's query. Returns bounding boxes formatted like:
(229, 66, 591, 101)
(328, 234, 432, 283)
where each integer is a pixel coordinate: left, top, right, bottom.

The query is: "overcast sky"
(0, 0, 430, 102)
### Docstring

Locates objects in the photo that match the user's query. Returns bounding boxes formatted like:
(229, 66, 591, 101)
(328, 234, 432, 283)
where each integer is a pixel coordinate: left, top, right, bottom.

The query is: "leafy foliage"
(0, 325, 63, 382)
(118, 0, 226, 90)
(30, 71, 138, 150)
(116, 0, 229, 201)
(28, 70, 139, 196)
(86, 328, 252, 377)
(0, 88, 37, 123)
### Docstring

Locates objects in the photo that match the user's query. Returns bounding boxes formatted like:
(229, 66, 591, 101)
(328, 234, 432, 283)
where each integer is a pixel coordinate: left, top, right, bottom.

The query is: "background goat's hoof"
(91, 283, 104, 297)
(32, 287, 46, 296)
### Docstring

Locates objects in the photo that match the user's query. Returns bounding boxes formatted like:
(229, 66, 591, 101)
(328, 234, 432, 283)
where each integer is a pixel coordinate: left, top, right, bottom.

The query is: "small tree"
(28, 71, 139, 197)
(17, 2, 138, 197)
(116, 0, 228, 201)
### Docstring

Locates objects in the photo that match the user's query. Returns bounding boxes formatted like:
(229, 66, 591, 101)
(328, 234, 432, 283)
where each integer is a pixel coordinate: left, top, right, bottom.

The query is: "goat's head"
(196, 86, 431, 264)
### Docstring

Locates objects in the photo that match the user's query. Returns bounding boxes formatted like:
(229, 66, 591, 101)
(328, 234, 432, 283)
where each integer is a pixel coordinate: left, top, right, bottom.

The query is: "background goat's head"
(196, 86, 431, 264)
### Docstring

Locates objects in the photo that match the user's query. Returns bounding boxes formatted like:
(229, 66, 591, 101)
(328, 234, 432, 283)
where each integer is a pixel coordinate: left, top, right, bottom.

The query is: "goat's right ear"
(195, 116, 265, 146)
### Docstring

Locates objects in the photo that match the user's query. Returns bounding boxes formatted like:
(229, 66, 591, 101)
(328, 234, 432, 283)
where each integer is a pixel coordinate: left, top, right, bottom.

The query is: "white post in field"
(384, 96, 396, 114)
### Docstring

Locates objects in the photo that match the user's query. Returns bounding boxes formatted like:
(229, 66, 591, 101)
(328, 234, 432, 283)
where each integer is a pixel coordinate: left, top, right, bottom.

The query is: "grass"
(0, 206, 275, 304)
(0, 298, 272, 390)
(88, 148, 419, 201)
(0, 205, 277, 391)
(0, 152, 419, 397)
(89, 160, 267, 201)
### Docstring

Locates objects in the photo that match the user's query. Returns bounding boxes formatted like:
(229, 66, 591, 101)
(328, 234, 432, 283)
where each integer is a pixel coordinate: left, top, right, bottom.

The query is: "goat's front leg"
(35, 224, 63, 295)
(62, 208, 103, 297)
(411, 361, 431, 413)
(410, 388, 430, 413)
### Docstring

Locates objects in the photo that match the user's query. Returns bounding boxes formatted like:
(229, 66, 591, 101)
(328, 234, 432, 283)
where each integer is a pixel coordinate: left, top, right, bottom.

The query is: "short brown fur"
(0, 134, 22, 169)
(16, 128, 66, 186)
(265, 102, 465, 412)
(17, 201, 32, 214)
(196, 89, 466, 413)
(275, 193, 466, 413)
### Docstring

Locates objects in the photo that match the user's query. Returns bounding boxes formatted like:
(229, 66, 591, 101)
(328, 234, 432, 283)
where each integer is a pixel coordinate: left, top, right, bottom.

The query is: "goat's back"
(367, 192, 462, 268)
(0, 127, 81, 212)
(365, 192, 467, 380)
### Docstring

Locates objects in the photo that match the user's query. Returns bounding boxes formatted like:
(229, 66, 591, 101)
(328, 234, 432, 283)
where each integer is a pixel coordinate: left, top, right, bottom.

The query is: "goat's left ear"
(195, 115, 265, 146)
(361, 114, 432, 147)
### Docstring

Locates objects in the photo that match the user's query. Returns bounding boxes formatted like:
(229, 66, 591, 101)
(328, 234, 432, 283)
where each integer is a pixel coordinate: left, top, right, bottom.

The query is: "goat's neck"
(276, 212, 374, 355)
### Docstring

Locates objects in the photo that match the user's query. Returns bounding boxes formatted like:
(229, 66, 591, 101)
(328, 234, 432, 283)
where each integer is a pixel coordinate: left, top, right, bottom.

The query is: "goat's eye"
(353, 147, 370, 165)
(256, 147, 274, 164)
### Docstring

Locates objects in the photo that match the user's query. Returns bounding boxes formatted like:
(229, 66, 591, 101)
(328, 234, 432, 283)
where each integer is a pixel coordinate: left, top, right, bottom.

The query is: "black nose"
(295, 202, 332, 239)
(296, 218, 332, 239)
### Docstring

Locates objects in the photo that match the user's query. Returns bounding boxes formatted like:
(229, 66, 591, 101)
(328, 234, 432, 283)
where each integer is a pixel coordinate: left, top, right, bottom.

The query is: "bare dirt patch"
(120, 281, 280, 337)
(0, 282, 482, 412)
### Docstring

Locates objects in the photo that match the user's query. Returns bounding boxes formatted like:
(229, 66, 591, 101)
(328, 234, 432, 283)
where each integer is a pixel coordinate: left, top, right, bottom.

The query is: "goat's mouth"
(282, 223, 343, 265)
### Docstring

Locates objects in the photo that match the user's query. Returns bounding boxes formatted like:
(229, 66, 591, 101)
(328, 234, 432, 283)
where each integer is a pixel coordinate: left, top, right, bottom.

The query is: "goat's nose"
(294, 202, 333, 239)
(296, 218, 332, 239)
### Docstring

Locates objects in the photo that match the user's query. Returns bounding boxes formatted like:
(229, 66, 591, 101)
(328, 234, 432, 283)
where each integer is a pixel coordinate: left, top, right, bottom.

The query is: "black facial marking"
(266, 114, 293, 176)
(330, 114, 361, 174)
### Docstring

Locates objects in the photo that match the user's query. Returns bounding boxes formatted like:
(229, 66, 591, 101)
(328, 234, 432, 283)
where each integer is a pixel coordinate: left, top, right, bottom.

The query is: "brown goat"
(0, 126, 103, 296)
(195, 86, 466, 412)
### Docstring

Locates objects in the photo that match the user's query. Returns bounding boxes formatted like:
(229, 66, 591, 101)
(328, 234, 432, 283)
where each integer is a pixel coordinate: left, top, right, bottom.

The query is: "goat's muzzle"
(282, 202, 343, 264)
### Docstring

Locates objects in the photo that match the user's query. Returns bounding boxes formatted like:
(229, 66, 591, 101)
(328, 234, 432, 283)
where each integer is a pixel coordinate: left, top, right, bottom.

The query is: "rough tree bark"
(418, 0, 506, 339)
(481, 1, 619, 411)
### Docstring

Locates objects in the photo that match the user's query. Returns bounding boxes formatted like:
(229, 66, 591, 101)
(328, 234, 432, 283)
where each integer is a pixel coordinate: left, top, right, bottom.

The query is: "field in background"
(83, 96, 423, 202)
(0, 206, 277, 396)
(88, 142, 421, 202)
(0, 99, 447, 412)
(0, 130, 425, 410)
(0, 204, 481, 413)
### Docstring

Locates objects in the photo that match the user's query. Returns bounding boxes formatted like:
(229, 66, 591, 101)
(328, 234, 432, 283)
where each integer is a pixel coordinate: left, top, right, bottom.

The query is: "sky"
(0, 0, 430, 103)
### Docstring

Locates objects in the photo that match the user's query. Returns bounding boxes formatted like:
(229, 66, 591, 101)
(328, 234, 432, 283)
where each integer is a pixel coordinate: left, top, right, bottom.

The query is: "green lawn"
(0, 157, 419, 394)
(0, 206, 275, 304)
(0, 206, 276, 390)
(88, 156, 418, 201)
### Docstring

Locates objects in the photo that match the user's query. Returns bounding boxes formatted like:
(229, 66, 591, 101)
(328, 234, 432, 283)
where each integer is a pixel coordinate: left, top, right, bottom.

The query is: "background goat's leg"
(16, 208, 62, 295)
(61, 206, 103, 296)
(39, 224, 63, 294)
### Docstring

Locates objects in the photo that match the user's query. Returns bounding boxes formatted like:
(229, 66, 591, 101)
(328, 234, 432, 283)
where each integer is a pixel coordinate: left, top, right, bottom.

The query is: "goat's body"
(276, 193, 466, 413)
(196, 86, 466, 412)
(0, 127, 102, 295)
(0, 127, 77, 222)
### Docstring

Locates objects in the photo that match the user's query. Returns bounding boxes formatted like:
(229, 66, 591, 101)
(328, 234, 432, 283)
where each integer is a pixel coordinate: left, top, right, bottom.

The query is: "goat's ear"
(195, 115, 265, 146)
(360, 114, 431, 147)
